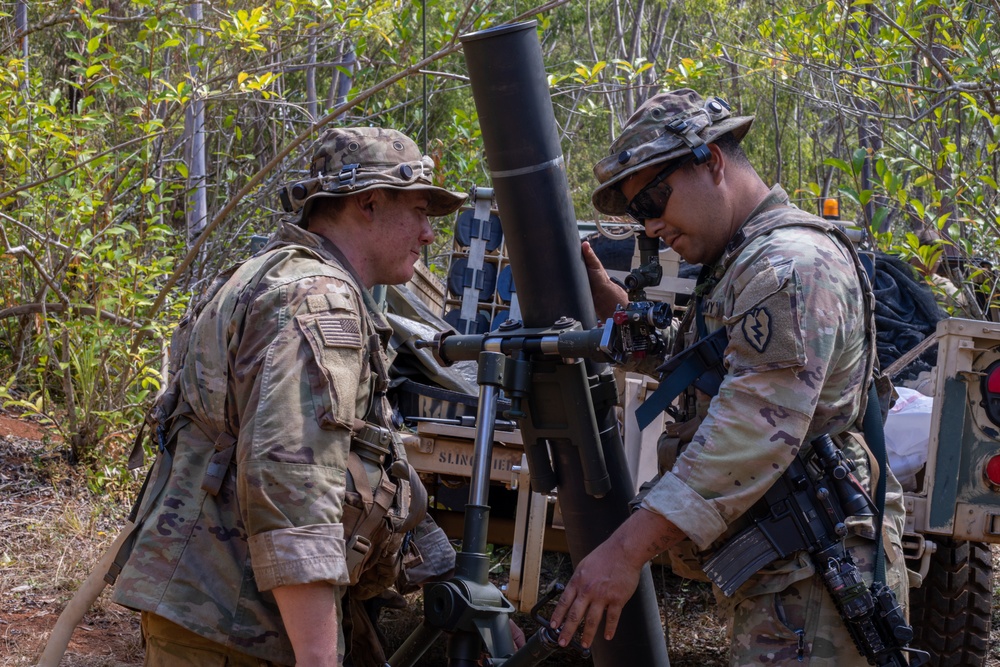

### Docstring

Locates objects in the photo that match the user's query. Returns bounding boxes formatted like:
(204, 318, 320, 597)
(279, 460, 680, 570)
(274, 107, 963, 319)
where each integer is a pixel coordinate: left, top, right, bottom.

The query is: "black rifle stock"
(460, 21, 670, 667)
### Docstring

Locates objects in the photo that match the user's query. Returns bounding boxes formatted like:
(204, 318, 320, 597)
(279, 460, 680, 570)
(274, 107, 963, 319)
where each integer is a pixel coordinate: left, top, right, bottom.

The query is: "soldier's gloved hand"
(582, 241, 628, 320)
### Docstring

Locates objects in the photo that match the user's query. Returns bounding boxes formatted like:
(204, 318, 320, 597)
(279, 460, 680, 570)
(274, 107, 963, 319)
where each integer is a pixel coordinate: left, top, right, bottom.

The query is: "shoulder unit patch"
(742, 306, 772, 353)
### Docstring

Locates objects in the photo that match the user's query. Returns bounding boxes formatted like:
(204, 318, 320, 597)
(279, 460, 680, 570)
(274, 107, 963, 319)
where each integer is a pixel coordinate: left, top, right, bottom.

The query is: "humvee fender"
(903, 318, 1000, 667)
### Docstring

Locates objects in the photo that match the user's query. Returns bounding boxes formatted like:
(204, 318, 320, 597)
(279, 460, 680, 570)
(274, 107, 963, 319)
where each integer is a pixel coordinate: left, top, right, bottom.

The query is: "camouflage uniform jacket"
(112, 221, 398, 665)
(640, 185, 906, 597)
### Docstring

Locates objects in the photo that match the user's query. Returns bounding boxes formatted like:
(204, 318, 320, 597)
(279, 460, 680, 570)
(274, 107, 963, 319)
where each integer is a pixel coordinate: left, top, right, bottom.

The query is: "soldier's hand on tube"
(582, 241, 628, 320)
(549, 508, 683, 649)
(547, 534, 642, 649)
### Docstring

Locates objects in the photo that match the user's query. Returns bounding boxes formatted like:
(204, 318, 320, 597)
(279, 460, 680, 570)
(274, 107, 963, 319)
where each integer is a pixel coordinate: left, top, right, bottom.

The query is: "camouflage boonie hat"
(281, 127, 468, 224)
(592, 89, 754, 216)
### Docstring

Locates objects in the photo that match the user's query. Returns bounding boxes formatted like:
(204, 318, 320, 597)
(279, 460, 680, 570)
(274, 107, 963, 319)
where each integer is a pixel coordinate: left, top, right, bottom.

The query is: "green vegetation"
(1, 0, 998, 482)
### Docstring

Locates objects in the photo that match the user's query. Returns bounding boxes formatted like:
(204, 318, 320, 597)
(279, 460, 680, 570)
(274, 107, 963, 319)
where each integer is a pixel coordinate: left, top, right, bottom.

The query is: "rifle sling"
(862, 382, 890, 585)
(634, 327, 728, 430)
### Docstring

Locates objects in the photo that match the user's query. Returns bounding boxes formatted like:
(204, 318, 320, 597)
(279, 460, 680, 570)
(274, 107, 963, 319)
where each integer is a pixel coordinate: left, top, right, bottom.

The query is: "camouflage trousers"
(727, 535, 909, 666)
(141, 612, 286, 667)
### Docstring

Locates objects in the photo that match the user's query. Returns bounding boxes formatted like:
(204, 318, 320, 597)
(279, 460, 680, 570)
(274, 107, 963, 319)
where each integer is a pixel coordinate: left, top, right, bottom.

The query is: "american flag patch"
(318, 316, 362, 348)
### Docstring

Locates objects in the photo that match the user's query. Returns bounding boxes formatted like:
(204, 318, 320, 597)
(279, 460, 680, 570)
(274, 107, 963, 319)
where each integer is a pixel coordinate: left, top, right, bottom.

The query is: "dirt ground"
(0, 408, 997, 666)
(0, 412, 140, 666)
(0, 410, 726, 667)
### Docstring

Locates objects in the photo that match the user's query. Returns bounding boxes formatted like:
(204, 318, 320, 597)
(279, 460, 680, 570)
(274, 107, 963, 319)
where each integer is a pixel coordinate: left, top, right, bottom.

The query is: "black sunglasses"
(624, 156, 692, 224)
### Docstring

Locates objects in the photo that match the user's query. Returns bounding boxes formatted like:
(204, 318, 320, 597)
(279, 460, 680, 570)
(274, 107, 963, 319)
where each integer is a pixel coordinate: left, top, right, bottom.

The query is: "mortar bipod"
(416, 319, 621, 499)
(388, 351, 586, 667)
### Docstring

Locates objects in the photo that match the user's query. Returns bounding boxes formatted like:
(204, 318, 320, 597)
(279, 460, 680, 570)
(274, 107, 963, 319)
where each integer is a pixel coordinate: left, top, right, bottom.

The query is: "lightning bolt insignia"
(742, 307, 772, 353)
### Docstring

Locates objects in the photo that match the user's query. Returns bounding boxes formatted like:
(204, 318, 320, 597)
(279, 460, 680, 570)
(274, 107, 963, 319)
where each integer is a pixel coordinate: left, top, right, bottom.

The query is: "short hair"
(303, 188, 403, 230)
(304, 196, 348, 229)
(712, 131, 752, 170)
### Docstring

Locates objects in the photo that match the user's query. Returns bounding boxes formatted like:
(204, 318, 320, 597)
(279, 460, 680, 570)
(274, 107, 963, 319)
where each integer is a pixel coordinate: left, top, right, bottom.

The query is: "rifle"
(704, 435, 930, 667)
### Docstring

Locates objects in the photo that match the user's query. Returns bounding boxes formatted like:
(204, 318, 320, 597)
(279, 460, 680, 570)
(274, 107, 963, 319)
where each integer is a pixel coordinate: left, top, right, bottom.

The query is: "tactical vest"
(680, 200, 878, 422)
(109, 238, 425, 601)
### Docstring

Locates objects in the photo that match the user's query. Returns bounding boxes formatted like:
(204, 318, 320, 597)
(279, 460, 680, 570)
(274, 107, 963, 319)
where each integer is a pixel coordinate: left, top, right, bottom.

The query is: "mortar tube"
(460, 21, 669, 667)
(460, 23, 595, 331)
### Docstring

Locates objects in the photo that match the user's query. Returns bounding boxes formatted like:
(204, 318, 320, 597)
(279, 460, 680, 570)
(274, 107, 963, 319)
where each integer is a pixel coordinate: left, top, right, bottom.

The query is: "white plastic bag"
(884, 386, 933, 491)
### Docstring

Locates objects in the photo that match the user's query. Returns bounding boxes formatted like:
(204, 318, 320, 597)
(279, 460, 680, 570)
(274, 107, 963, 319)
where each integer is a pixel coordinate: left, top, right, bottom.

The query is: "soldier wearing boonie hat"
(111, 127, 465, 667)
(590, 88, 754, 217)
(553, 91, 910, 666)
(281, 126, 467, 226)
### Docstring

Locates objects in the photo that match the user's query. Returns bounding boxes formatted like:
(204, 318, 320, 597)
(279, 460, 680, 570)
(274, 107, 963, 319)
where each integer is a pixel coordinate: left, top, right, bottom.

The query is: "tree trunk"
(926, 13, 956, 237)
(626, 0, 645, 107)
(327, 40, 355, 114)
(185, 2, 208, 244)
(306, 31, 318, 122)
(771, 76, 782, 184)
(852, 5, 885, 230)
(15, 1, 27, 88)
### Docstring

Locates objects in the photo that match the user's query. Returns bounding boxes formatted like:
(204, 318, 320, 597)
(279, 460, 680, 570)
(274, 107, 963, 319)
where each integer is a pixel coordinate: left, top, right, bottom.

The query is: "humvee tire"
(908, 538, 992, 667)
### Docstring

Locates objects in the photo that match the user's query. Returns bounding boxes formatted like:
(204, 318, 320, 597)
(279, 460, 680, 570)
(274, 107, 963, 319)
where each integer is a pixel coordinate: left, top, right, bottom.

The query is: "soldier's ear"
(353, 190, 379, 222)
(706, 143, 725, 184)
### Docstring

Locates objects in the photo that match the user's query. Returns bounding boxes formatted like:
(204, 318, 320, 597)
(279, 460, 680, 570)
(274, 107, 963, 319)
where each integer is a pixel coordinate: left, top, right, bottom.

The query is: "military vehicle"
(896, 317, 999, 665)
